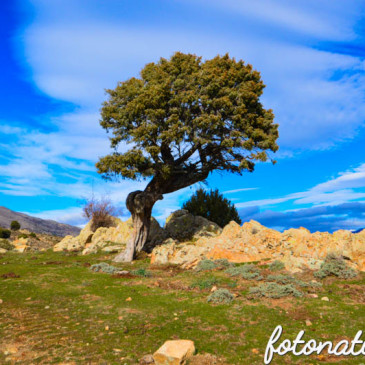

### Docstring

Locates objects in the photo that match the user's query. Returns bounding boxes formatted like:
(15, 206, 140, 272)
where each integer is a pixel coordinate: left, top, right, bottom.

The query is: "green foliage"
(29, 232, 38, 239)
(131, 268, 152, 277)
(90, 262, 119, 274)
(249, 282, 303, 299)
(196, 259, 217, 272)
(225, 264, 263, 280)
(207, 289, 234, 304)
(0, 239, 14, 251)
(97, 52, 278, 196)
(18, 233, 28, 239)
(0, 228, 11, 239)
(268, 260, 285, 271)
(195, 258, 233, 272)
(314, 254, 357, 279)
(266, 274, 321, 288)
(10, 220, 21, 231)
(182, 189, 241, 227)
(214, 258, 233, 269)
(190, 277, 217, 290)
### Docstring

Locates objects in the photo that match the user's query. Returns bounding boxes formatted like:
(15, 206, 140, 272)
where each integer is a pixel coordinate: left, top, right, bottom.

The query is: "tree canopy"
(183, 188, 242, 227)
(97, 52, 279, 196)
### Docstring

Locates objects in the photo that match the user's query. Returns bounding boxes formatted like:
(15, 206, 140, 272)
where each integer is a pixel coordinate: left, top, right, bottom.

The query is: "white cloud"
(237, 163, 365, 208)
(222, 188, 258, 194)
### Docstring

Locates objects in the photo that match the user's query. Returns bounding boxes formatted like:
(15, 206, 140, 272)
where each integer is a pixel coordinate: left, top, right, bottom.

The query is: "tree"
(182, 188, 242, 227)
(10, 220, 21, 231)
(82, 196, 121, 232)
(97, 52, 279, 262)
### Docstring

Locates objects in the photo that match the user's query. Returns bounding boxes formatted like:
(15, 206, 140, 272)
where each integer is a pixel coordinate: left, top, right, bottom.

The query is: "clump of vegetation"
(214, 259, 233, 269)
(10, 220, 21, 231)
(196, 259, 217, 272)
(131, 268, 152, 277)
(267, 274, 322, 288)
(90, 262, 119, 274)
(207, 289, 234, 304)
(268, 260, 285, 271)
(225, 264, 263, 280)
(29, 232, 38, 239)
(83, 195, 121, 232)
(249, 282, 303, 299)
(182, 188, 242, 228)
(196, 258, 233, 272)
(191, 277, 217, 290)
(18, 233, 28, 239)
(0, 228, 11, 239)
(0, 239, 14, 251)
(314, 254, 357, 279)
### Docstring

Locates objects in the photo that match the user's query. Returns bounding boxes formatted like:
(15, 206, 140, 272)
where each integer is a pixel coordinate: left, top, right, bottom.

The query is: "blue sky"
(1, 0, 365, 232)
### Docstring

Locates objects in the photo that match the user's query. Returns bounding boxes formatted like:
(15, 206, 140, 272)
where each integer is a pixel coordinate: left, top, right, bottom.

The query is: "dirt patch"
(44, 261, 64, 265)
(287, 306, 316, 321)
(153, 279, 190, 291)
(111, 273, 136, 279)
(189, 353, 230, 365)
(1, 272, 20, 279)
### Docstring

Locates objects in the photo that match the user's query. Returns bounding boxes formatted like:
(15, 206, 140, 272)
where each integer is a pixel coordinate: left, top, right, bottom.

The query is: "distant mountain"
(0, 206, 81, 237)
(354, 228, 364, 233)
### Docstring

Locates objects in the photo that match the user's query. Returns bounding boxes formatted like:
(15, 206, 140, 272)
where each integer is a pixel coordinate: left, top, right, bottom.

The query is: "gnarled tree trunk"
(113, 190, 162, 262)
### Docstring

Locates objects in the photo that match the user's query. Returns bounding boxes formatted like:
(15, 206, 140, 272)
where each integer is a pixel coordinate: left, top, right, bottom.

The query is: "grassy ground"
(1, 251, 365, 364)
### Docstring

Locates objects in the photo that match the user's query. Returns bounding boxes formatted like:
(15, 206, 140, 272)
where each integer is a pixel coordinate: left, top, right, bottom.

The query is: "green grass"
(0, 251, 365, 364)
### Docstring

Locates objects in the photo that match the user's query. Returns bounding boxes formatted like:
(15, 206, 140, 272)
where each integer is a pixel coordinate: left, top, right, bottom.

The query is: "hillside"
(0, 206, 80, 237)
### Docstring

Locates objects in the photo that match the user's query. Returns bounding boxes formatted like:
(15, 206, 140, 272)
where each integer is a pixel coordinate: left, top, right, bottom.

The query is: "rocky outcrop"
(151, 220, 365, 273)
(164, 210, 222, 241)
(54, 216, 166, 254)
(153, 340, 195, 365)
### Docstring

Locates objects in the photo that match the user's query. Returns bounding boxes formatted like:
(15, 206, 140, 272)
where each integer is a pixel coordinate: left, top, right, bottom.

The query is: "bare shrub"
(83, 196, 121, 231)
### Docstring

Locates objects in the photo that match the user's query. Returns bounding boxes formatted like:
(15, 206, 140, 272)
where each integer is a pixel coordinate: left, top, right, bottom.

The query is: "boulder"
(12, 237, 31, 253)
(164, 210, 221, 241)
(153, 340, 195, 365)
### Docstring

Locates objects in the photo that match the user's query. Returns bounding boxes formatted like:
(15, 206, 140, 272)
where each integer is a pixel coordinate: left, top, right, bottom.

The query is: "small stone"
(126, 297, 132, 302)
(321, 296, 329, 302)
(305, 320, 312, 326)
(113, 348, 122, 353)
(140, 354, 154, 364)
(153, 340, 195, 365)
(0, 299, 3, 304)
(45, 306, 50, 309)
(105, 326, 109, 331)
(25, 297, 31, 301)
(116, 270, 129, 275)
(173, 313, 178, 316)
(308, 294, 318, 298)
(118, 316, 123, 320)
(252, 348, 259, 354)
(211, 286, 217, 292)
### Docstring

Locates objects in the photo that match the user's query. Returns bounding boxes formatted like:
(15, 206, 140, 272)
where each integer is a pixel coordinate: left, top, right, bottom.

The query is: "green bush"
(249, 282, 303, 299)
(207, 289, 234, 304)
(267, 274, 295, 285)
(225, 264, 263, 280)
(18, 233, 28, 239)
(191, 277, 217, 290)
(90, 262, 118, 274)
(29, 232, 38, 239)
(0, 239, 14, 251)
(196, 259, 217, 272)
(314, 254, 357, 279)
(182, 188, 242, 227)
(0, 228, 11, 239)
(268, 260, 285, 271)
(131, 268, 152, 277)
(10, 220, 21, 231)
(214, 258, 233, 269)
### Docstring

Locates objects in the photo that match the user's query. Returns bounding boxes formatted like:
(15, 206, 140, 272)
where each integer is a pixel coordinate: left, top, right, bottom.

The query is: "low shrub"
(225, 264, 263, 281)
(268, 260, 285, 271)
(18, 233, 28, 239)
(190, 277, 217, 290)
(29, 232, 38, 239)
(249, 282, 303, 299)
(314, 254, 357, 279)
(267, 274, 322, 288)
(0, 239, 14, 251)
(196, 259, 217, 272)
(0, 228, 11, 239)
(214, 258, 233, 269)
(207, 289, 234, 304)
(90, 262, 118, 274)
(10, 220, 21, 231)
(131, 268, 152, 277)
